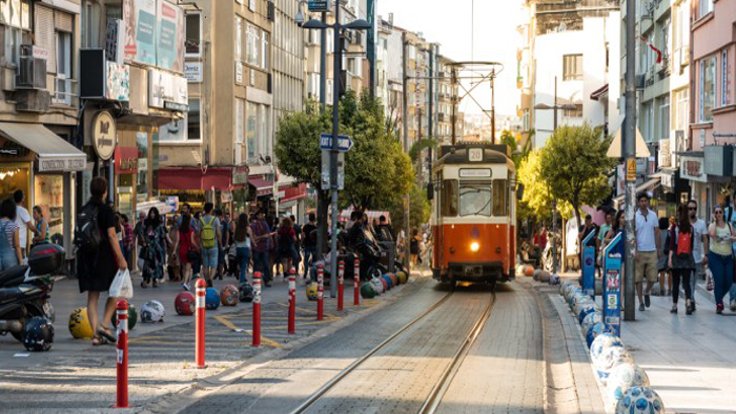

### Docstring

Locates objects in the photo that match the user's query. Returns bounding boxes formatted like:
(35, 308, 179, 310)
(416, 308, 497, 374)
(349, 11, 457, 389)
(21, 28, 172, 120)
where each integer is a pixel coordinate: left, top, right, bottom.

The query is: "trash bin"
(379, 241, 396, 273)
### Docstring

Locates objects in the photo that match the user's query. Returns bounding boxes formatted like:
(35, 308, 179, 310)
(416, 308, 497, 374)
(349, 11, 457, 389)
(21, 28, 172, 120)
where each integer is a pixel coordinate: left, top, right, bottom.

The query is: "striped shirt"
(0, 218, 19, 248)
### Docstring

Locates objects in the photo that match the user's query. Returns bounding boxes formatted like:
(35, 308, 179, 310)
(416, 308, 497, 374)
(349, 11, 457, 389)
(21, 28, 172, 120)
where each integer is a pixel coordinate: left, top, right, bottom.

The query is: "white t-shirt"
(15, 205, 31, 250)
(635, 208, 658, 252)
(691, 218, 707, 264)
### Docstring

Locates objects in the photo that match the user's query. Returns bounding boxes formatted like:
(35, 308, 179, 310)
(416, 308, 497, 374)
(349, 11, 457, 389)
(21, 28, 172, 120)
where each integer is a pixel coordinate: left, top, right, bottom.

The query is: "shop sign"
(185, 62, 202, 83)
(115, 146, 139, 174)
(680, 155, 707, 183)
(39, 158, 86, 172)
(0, 140, 29, 157)
(660, 172, 674, 189)
(232, 166, 249, 185)
(106, 61, 130, 101)
(221, 191, 233, 203)
(92, 111, 116, 161)
(148, 68, 188, 110)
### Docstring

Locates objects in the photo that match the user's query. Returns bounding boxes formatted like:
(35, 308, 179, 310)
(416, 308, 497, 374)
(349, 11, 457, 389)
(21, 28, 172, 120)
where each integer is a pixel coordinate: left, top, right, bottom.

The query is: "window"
(185, 14, 201, 56)
(659, 96, 670, 140)
(699, 56, 716, 122)
(2, 0, 31, 66)
(248, 0, 256, 11)
(247, 23, 260, 67)
(441, 179, 458, 217)
(261, 31, 269, 70)
(234, 16, 243, 62)
(54, 31, 72, 105)
(674, 88, 689, 132)
(234, 98, 244, 164)
(562, 54, 582, 81)
(493, 180, 508, 216)
(698, 0, 713, 19)
(459, 181, 492, 217)
(722, 50, 729, 107)
(563, 104, 583, 118)
(188, 99, 201, 140)
(246, 101, 257, 160)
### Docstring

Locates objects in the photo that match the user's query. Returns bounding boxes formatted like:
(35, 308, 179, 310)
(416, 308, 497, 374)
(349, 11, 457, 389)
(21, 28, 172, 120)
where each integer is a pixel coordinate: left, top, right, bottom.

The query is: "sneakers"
(182, 283, 190, 291)
(639, 303, 646, 311)
(686, 300, 693, 315)
(730, 300, 736, 312)
(645, 295, 651, 308)
(670, 305, 677, 314)
(717, 303, 724, 314)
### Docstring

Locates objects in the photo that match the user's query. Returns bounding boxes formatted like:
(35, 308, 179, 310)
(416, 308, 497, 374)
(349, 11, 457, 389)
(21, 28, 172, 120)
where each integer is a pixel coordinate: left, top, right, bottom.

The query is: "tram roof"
(433, 144, 514, 171)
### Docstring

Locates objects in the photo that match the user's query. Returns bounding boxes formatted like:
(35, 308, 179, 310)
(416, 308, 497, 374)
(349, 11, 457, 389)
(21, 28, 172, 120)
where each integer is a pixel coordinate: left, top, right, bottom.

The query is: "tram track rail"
(289, 287, 496, 414)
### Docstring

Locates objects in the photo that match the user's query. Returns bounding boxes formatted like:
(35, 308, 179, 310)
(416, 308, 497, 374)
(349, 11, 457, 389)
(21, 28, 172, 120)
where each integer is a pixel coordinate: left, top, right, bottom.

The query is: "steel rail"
(289, 290, 455, 414)
(419, 291, 496, 414)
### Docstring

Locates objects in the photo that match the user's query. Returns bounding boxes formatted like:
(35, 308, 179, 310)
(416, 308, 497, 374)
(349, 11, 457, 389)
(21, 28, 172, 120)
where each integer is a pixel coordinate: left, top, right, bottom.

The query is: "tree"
(387, 181, 430, 233)
(538, 124, 614, 227)
(517, 150, 573, 221)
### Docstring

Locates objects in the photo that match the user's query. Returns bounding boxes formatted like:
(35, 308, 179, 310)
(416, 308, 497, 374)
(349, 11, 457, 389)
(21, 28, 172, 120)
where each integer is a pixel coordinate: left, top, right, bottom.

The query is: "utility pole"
(401, 32, 411, 271)
(490, 68, 496, 144)
(328, 1, 342, 298)
(623, 0, 637, 321)
(450, 67, 457, 145)
(427, 46, 433, 176)
(316, 10, 327, 267)
(367, 0, 376, 98)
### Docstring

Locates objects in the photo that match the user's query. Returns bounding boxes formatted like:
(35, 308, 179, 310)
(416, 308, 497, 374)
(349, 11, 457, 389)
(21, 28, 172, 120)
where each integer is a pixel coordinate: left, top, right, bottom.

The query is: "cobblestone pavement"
(0, 272, 399, 413)
(437, 282, 544, 414)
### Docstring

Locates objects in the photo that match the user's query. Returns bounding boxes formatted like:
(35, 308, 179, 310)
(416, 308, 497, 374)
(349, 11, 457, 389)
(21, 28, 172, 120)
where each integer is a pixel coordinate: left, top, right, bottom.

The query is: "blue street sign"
(308, 0, 331, 12)
(581, 231, 596, 298)
(601, 233, 622, 337)
(320, 133, 353, 152)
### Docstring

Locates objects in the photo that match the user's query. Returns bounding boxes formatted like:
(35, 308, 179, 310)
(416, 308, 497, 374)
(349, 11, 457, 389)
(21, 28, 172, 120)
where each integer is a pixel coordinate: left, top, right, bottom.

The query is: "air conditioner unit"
(267, 1, 275, 21)
(635, 74, 645, 89)
(16, 45, 47, 90)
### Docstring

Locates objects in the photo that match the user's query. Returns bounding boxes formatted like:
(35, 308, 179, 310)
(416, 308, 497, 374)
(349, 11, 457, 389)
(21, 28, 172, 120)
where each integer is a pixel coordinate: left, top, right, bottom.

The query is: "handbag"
(109, 269, 134, 299)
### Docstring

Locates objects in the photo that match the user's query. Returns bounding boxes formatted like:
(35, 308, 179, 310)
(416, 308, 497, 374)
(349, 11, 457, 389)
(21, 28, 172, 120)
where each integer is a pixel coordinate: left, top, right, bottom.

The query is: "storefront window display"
(0, 165, 30, 201)
(34, 174, 65, 242)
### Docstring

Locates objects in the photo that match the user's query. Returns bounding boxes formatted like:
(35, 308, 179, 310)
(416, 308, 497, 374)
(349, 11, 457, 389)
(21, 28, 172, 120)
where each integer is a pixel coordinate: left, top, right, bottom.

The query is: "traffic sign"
(321, 150, 344, 191)
(320, 133, 353, 152)
(308, 0, 331, 12)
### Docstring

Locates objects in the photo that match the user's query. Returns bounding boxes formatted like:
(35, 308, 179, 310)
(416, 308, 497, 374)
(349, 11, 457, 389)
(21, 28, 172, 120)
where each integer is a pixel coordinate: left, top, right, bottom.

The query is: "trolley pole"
(623, 0, 637, 322)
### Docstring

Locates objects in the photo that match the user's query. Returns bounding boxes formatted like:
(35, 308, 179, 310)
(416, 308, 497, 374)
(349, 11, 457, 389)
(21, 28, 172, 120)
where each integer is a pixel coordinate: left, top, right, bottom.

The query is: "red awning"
(249, 177, 273, 197)
(279, 182, 307, 203)
(158, 168, 233, 191)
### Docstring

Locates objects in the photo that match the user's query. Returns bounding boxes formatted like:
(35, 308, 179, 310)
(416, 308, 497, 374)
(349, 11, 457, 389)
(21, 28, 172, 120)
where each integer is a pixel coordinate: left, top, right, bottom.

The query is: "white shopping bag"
(109, 269, 134, 299)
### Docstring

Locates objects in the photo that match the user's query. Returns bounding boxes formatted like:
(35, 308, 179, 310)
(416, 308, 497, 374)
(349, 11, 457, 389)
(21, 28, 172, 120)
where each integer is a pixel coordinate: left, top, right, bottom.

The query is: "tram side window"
(441, 179, 458, 216)
(493, 179, 508, 216)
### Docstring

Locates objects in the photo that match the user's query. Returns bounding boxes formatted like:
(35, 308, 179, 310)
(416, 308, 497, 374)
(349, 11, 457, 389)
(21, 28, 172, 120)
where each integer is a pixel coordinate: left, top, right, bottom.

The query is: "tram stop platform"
(560, 272, 736, 414)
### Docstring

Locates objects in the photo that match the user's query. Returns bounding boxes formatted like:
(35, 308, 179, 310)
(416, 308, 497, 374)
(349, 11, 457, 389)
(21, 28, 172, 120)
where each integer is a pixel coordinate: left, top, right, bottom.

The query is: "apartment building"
(686, 0, 736, 216)
(436, 55, 461, 145)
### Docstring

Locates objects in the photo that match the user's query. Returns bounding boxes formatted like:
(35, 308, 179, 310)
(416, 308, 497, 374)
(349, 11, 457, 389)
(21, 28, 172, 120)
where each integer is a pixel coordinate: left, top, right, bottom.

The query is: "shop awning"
(158, 167, 233, 191)
(613, 177, 661, 206)
(590, 84, 609, 101)
(249, 177, 273, 197)
(0, 122, 85, 172)
(279, 183, 307, 203)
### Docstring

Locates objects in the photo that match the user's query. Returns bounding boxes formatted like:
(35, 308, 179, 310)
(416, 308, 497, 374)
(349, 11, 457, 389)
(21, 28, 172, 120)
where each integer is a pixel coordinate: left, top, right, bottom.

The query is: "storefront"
(680, 153, 717, 220)
(158, 167, 239, 212)
(0, 122, 85, 257)
(114, 146, 138, 220)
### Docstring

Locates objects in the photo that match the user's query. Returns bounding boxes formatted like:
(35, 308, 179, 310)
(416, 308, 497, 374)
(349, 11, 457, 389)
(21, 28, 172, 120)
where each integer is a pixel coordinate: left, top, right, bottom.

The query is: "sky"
(376, 0, 524, 117)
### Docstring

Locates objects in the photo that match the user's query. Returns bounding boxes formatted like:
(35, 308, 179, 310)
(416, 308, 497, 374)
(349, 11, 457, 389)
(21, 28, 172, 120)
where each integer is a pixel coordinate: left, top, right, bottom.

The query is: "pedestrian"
(220, 211, 233, 277)
(634, 192, 661, 312)
(596, 210, 613, 270)
(667, 204, 696, 315)
(707, 205, 735, 314)
(271, 216, 282, 279)
(0, 198, 22, 270)
(301, 213, 318, 280)
(722, 195, 736, 311)
(173, 213, 198, 291)
(688, 199, 708, 312)
(603, 210, 625, 257)
(133, 211, 146, 272)
(140, 207, 166, 288)
(76, 177, 127, 346)
(233, 213, 253, 284)
(410, 228, 421, 266)
(376, 215, 394, 242)
(198, 202, 221, 288)
(121, 214, 134, 270)
(277, 216, 299, 274)
(578, 214, 598, 266)
(656, 217, 671, 296)
(13, 190, 35, 260)
(166, 216, 181, 281)
(31, 205, 49, 246)
(250, 210, 274, 287)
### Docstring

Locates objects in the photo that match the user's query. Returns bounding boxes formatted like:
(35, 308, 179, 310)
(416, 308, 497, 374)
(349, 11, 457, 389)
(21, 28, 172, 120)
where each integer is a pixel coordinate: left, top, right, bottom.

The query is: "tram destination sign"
(459, 168, 492, 178)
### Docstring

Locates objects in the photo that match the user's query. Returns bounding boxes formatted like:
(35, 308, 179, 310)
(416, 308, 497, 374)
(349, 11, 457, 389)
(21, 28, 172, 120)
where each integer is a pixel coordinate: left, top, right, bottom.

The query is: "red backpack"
(675, 228, 692, 256)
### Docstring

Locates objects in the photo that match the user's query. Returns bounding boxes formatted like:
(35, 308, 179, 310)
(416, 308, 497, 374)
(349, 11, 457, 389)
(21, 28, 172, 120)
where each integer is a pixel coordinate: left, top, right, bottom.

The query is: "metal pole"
(553, 76, 557, 131)
(451, 68, 457, 145)
(402, 33, 411, 272)
(316, 10, 327, 262)
(329, 1, 341, 298)
(367, 0, 376, 98)
(490, 69, 496, 144)
(428, 46, 433, 176)
(623, 0, 637, 321)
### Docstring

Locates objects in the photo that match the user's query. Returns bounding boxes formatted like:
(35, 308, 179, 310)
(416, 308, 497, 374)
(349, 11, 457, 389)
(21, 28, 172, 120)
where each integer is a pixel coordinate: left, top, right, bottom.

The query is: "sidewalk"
(560, 272, 736, 414)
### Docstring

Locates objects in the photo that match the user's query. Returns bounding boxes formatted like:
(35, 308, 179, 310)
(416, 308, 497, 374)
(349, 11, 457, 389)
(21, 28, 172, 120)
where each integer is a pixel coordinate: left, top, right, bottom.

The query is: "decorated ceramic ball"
(581, 311, 603, 335)
(615, 386, 665, 414)
(606, 362, 651, 406)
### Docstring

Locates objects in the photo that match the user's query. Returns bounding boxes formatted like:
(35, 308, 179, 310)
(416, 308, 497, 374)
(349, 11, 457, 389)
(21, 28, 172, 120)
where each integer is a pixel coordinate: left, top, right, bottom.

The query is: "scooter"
(0, 245, 64, 343)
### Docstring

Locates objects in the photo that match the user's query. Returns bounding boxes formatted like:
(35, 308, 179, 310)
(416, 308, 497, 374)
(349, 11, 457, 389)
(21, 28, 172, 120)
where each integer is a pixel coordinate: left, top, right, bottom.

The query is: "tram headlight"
(470, 241, 480, 252)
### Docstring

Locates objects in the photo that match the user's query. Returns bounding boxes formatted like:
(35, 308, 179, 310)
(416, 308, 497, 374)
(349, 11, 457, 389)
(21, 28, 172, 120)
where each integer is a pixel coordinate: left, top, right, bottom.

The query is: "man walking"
(13, 190, 35, 259)
(634, 192, 661, 311)
(301, 213, 317, 280)
(198, 202, 221, 287)
(251, 210, 274, 287)
(688, 199, 708, 312)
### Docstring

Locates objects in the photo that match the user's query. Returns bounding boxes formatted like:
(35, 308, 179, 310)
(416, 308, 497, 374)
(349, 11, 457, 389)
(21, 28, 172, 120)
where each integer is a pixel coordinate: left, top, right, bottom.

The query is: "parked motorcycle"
(0, 243, 64, 344)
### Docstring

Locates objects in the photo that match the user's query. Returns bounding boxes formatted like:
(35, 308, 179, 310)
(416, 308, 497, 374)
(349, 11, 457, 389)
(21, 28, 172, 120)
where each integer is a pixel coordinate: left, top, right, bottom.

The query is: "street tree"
(517, 149, 573, 221)
(538, 124, 614, 226)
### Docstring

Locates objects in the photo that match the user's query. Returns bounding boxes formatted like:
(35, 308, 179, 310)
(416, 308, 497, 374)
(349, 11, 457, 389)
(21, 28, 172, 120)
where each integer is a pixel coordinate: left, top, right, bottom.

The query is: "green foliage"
(387, 182, 430, 232)
(275, 91, 414, 213)
(409, 138, 438, 164)
(517, 150, 574, 221)
(538, 124, 615, 224)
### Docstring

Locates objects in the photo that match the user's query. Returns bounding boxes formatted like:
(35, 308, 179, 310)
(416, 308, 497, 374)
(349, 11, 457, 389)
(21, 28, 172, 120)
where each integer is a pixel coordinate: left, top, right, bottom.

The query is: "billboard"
(123, 0, 184, 73)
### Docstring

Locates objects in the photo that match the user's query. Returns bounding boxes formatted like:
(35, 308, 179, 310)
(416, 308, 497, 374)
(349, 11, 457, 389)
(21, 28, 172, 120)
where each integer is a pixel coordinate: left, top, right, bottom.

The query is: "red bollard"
(288, 268, 296, 334)
(317, 264, 324, 320)
(195, 278, 207, 369)
(337, 260, 344, 311)
(252, 272, 262, 347)
(115, 299, 129, 408)
(354, 258, 360, 306)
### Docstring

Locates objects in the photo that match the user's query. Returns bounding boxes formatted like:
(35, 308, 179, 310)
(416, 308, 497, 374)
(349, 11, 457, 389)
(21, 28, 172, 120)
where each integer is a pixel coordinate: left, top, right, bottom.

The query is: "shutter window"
(34, 5, 55, 71)
(54, 11, 72, 33)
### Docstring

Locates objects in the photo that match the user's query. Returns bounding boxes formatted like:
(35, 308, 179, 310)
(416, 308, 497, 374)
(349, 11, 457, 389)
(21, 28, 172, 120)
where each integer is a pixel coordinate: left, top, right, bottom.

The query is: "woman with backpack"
(708, 205, 736, 314)
(233, 213, 253, 284)
(140, 207, 166, 288)
(668, 204, 696, 315)
(277, 217, 299, 275)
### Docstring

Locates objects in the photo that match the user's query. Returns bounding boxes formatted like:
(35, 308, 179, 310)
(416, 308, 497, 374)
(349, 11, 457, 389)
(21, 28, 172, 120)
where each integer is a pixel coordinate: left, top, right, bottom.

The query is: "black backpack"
(74, 202, 101, 252)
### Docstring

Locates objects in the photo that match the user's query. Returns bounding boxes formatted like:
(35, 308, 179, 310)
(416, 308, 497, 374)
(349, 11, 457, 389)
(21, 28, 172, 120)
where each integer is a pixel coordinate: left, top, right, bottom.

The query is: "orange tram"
(430, 144, 518, 289)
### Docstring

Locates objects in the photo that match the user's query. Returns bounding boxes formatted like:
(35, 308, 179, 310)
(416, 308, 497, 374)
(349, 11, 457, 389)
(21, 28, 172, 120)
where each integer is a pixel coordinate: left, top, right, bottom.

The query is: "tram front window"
(459, 182, 492, 217)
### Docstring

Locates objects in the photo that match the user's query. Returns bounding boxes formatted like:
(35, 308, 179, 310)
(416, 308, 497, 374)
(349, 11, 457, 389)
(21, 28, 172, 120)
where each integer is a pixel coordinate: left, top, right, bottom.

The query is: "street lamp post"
(301, 5, 371, 298)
